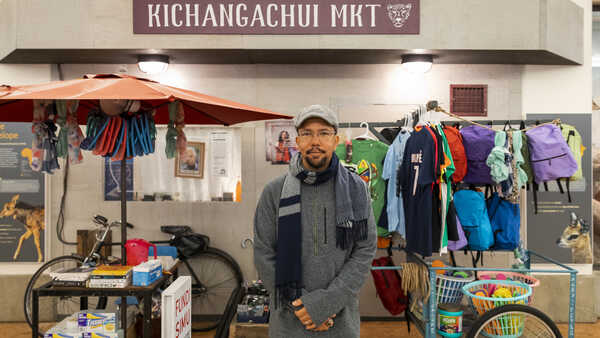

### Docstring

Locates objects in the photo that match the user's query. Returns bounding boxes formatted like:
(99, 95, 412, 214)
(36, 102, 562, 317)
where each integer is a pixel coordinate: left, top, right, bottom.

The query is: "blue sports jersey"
(400, 127, 437, 256)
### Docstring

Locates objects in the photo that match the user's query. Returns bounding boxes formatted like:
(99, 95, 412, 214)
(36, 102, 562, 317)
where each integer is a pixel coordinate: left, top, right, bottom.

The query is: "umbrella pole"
(120, 158, 127, 264)
(120, 158, 127, 335)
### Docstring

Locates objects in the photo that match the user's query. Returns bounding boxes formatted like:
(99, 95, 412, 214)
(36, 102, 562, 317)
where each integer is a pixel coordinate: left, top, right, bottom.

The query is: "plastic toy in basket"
(477, 271, 540, 304)
(463, 280, 532, 337)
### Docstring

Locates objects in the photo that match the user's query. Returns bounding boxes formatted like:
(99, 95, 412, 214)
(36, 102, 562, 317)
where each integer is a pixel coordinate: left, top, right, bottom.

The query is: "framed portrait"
(175, 142, 205, 179)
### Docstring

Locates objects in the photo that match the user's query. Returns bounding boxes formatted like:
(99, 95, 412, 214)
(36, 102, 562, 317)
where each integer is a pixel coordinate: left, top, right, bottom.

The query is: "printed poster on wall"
(526, 114, 593, 266)
(265, 120, 299, 164)
(0, 123, 45, 262)
(104, 158, 134, 201)
(210, 131, 232, 177)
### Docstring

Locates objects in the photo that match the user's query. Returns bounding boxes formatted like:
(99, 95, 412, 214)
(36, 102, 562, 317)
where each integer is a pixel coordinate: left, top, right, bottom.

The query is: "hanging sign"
(133, 0, 419, 34)
(162, 276, 192, 338)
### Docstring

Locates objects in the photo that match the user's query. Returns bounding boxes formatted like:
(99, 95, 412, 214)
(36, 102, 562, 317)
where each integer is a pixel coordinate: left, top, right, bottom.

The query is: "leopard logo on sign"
(386, 3, 412, 28)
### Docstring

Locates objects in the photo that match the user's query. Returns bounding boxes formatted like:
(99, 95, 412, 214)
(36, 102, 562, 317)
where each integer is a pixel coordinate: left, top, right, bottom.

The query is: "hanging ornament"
(100, 99, 128, 116)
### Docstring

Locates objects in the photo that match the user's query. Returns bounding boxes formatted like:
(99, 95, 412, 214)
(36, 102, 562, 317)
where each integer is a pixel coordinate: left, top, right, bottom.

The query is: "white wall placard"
(161, 276, 192, 338)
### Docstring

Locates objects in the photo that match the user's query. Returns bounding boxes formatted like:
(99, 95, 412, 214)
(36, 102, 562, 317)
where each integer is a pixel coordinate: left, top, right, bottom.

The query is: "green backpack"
(519, 122, 534, 184)
(560, 124, 584, 181)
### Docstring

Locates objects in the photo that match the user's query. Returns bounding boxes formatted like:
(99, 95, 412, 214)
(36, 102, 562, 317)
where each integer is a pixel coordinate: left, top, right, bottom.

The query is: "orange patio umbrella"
(0, 73, 291, 265)
(0, 73, 289, 125)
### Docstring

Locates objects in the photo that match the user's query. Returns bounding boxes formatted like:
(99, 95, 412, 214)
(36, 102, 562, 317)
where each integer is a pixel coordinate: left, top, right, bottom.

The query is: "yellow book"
(91, 265, 133, 276)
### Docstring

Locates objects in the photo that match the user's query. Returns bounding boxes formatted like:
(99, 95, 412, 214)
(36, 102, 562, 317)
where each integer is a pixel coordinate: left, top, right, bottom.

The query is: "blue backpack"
(486, 193, 520, 250)
(453, 190, 494, 251)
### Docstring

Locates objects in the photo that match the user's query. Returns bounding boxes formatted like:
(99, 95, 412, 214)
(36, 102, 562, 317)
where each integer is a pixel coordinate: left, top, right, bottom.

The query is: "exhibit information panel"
(526, 114, 593, 266)
(0, 122, 45, 262)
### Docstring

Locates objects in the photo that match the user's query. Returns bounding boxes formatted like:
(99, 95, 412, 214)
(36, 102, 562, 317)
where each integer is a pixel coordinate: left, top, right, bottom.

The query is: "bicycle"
(24, 216, 243, 336)
(154, 225, 244, 332)
(24, 215, 127, 337)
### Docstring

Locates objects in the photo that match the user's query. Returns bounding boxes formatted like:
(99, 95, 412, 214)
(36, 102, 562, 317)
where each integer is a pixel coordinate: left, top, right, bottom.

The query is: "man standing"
(254, 105, 377, 337)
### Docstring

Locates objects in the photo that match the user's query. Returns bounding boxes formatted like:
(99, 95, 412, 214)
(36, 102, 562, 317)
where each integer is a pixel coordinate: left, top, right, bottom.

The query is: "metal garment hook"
(241, 238, 254, 249)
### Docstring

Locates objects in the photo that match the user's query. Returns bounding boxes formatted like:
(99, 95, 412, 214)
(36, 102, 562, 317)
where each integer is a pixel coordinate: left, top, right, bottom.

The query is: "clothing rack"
(339, 119, 554, 145)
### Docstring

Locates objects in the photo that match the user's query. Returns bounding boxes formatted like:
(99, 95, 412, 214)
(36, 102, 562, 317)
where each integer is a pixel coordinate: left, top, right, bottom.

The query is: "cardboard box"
(132, 260, 162, 286)
(78, 312, 116, 333)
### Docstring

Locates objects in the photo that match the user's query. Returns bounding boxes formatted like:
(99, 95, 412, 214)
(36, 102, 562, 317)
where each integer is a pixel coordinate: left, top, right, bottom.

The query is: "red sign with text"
(133, 0, 419, 34)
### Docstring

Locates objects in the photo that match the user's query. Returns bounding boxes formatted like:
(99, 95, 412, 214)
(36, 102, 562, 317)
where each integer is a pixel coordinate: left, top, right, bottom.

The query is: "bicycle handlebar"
(93, 215, 134, 229)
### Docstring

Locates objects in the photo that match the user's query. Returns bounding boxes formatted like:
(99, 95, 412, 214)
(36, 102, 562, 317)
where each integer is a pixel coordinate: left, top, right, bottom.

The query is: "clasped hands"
(292, 299, 336, 332)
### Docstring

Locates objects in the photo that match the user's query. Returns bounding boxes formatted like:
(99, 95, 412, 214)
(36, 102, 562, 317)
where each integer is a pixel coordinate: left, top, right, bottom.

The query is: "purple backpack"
(460, 126, 495, 184)
(526, 124, 578, 213)
(526, 124, 577, 183)
(448, 215, 468, 251)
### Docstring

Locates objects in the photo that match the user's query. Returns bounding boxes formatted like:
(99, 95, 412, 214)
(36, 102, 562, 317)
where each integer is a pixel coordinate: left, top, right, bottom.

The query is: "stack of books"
(50, 266, 95, 287)
(88, 265, 133, 288)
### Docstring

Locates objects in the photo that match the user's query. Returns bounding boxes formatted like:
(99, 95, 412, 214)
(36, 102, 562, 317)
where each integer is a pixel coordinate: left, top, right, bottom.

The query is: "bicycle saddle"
(93, 215, 108, 225)
(161, 225, 192, 235)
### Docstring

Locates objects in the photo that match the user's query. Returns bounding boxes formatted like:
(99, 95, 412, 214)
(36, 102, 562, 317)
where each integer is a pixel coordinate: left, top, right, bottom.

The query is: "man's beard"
(306, 156, 328, 170)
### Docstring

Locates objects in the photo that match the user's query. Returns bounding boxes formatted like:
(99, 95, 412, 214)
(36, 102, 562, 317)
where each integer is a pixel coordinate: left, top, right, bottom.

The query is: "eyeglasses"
(297, 130, 336, 142)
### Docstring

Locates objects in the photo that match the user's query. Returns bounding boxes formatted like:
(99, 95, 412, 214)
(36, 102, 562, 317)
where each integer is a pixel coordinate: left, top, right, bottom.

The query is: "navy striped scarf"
(275, 152, 370, 307)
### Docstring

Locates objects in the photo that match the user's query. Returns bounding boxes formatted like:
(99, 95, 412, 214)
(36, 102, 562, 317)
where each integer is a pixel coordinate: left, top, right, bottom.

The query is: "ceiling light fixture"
(137, 55, 170, 74)
(401, 54, 433, 74)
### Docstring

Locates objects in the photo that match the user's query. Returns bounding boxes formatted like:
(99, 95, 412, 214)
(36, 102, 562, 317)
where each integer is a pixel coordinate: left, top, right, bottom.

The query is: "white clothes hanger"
(401, 112, 411, 133)
(355, 122, 376, 140)
(416, 105, 428, 127)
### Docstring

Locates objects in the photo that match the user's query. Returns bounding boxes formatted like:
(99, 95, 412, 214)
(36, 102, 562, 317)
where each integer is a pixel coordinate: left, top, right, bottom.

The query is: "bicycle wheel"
(179, 247, 243, 332)
(467, 304, 562, 338)
(24, 255, 107, 337)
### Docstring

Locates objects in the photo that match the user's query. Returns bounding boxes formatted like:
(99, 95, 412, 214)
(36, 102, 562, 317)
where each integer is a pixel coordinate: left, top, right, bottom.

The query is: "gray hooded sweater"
(254, 174, 377, 338)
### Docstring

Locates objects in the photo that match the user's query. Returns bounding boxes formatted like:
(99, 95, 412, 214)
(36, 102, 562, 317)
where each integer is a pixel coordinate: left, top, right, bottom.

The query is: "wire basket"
(409, 271, 474, 322)
(463, 280, 531, 315)
(435, 271, 475, 305)
(477, 271, 540, 304)
(463, 280, 532, 338)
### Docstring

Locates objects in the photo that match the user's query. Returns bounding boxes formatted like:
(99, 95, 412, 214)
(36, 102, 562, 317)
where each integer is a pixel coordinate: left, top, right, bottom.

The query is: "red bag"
(371, 256, 407, 315)
(443, 126, 468, 183)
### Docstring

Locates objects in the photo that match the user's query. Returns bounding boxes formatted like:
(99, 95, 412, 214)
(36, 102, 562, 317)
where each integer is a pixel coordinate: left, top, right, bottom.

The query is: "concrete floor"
(3, 321, 599, 337)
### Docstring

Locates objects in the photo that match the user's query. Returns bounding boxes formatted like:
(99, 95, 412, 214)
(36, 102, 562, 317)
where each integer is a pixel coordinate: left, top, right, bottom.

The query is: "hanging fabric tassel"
(55, 100, 84, 164)
(31, 100, 54, 172)
(81, 109, 104, 150)
(149, 109, 157, 153)
(55, 101, 69, 159)
(40, 103, 60, 174)
(165, 102, 178, 159)
(65, 101, 84, 164)
(174, 101, 187, 156)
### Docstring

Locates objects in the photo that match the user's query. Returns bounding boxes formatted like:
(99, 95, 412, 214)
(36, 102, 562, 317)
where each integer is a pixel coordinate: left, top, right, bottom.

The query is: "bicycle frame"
(371, 249, 578, 338)
(82, 221, 120, 266)
(181, 257, 208, 292)
(152, 238, 209, 292)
